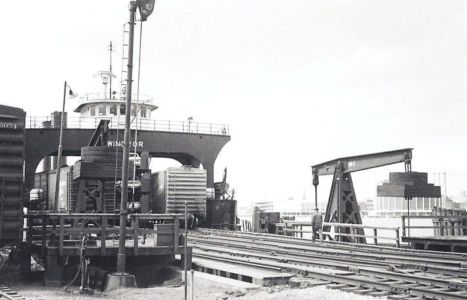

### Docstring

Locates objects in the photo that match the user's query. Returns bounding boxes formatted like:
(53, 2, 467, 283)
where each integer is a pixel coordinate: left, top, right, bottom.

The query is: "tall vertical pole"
(191, 269, 194, 300)
(312, 171, 319, 210)
(314, 186, 318, 210)
(117, 1, 137, 274)
(443, 172, 448, 207)
(336, 176, 341, 242)
(53, 81, 67, 212)
(312, 171, 319, 234)
(109, 41, 113, 99)
(131, 21, 144, 209)
(313, 181, 318, 234)
(406, 196, 412, 237)
(184, 200, 188, 300)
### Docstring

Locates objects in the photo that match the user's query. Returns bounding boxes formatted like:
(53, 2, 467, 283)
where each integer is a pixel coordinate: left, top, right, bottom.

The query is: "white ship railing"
(26, 116, 230, 136)
(77, 92, 154, 105)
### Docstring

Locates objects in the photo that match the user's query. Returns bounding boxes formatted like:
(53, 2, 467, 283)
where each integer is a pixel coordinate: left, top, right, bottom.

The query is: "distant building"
(237, 204, 252, 219)
(375, 172, 441, 217)
(359, 199, 374, 216)
(366, 199, 375, 211)
(445, 197, 460, 209)
(453, 191, 467, 205)
(252, 201, 274, 213)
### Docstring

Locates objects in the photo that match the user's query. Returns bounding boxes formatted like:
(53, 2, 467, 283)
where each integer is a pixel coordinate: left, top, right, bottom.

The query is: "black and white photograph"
(0, 1, 467, 299)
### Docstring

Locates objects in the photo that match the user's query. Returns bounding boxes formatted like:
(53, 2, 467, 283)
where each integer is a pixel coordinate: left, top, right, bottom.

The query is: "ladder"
(120, 23, 130, 100)
(113, 23, 130, 206)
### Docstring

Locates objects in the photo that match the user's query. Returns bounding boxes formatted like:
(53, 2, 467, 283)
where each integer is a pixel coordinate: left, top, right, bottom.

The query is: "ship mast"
(109, 41, 114, 99)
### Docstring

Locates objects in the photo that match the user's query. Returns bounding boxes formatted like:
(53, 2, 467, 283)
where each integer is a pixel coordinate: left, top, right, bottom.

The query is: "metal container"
(206, 199, 237, 230)
(214, 182, 225, 199)
(0, 105, 25, 244)
(152, 166, 207, 217)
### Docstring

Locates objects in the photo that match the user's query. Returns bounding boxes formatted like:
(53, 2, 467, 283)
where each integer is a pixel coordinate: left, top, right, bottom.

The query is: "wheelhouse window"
(141, 106, 147, 118)
(90, 105, 96, 116)
(98, 105, 106, 116)
(110, 104, 117, 116)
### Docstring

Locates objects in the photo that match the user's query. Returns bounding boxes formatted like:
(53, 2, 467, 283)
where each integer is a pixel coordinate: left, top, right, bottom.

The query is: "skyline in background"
(1, 1, 466, 207)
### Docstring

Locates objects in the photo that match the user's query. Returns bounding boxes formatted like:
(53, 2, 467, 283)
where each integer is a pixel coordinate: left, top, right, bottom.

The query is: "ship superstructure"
(74, 92, 157, 122)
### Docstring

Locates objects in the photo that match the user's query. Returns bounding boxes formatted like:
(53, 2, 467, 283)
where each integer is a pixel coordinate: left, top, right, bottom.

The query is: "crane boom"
(312, 148, 412, 176)
(311, 147, 413, 244)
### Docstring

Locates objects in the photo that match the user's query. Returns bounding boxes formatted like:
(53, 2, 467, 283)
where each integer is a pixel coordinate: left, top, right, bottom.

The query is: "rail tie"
(190, 229, 467, 300)
(0, 284, 25, 300)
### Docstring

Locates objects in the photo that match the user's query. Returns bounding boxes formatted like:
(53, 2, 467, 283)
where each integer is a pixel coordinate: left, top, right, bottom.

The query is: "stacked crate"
(72, 146, 133, 213)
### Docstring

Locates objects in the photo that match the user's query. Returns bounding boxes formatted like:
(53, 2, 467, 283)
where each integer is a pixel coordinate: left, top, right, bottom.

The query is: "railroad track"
(192, 229, 467, 271)
(190, 229, 467, 300)
(195, 228, 467, 260)
(0, 285, 24, 300)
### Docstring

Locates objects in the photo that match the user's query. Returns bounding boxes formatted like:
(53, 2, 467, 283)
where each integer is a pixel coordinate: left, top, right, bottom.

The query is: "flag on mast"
(66, 84, 78, 98)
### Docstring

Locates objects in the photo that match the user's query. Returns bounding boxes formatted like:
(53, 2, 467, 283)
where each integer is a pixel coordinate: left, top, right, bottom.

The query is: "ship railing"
(276, 221, 401, 247)
(77, 92, 154, 104)
(26, 116, 230, 136)
(401, 214, 467, 238)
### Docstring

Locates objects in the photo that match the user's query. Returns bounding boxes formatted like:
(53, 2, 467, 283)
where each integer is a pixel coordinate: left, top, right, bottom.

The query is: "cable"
(114, 113, 120, 209)
(64, 236, 87, 292)
(131, 20, 144, 209)
(0, 254, 5, 270)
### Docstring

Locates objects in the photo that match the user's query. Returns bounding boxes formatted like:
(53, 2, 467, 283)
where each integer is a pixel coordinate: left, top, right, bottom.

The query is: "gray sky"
(1, 0, 466, 206)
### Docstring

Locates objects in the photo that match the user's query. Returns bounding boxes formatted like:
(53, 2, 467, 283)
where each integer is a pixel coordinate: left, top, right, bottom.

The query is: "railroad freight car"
(152, 166, 207, 217)
(0, 105, 25, 245)
(33, 167, 73, 211)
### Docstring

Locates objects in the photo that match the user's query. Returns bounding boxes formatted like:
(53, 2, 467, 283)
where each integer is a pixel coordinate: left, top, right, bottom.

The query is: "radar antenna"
(94, 70, 116, 99)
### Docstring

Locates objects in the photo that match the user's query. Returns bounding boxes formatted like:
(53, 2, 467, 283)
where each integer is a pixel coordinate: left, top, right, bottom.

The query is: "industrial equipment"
(0, 105, 25, 245)
(206, 167, 238, 230)
(214, 168, 233, 200)
(71, 120, 152, 214)
(152, 166, 207, 218)
(206, 199, 237, 230)
(312, 148, 413, 243)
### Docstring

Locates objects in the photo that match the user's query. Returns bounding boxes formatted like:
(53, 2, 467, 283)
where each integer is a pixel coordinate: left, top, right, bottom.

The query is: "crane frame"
(311, 148, 413, 243)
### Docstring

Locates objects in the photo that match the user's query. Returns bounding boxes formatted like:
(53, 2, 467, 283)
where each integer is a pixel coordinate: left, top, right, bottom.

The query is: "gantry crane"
(311, 148, 413, 243)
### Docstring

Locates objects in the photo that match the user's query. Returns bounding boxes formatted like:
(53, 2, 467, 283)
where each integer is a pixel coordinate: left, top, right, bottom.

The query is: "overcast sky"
(1, 0, 466, 207)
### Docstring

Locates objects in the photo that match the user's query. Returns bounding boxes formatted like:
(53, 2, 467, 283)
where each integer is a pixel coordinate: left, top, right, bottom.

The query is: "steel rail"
(192, 246, 467, 300)
(191, 243, 355, 271)
(190, 231, 467, 270)
(191, 242, 467, 290)
(194, 228, 467, 261)
(191, 229, 467, 299)
(189, 236, 467, 278)
(190, 238, 395, 269)
(195, 228, 467, 261)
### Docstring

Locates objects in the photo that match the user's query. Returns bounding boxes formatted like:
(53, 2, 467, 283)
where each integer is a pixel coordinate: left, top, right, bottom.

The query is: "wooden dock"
(23, 212, 192, 286)
(402, 235, 467, 252)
